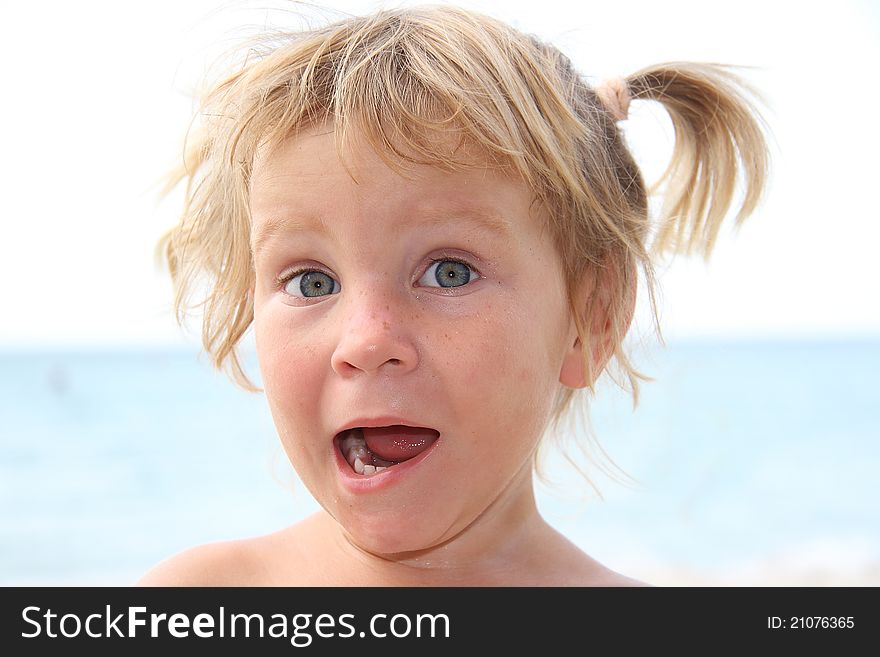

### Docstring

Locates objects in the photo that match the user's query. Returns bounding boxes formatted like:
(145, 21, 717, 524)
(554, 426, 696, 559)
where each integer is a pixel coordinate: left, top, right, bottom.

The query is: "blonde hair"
(160, 4, 769, 487)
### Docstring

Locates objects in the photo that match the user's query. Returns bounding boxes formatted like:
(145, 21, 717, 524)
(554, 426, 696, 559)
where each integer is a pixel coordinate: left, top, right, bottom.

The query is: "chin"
(339, 508, 451, 558)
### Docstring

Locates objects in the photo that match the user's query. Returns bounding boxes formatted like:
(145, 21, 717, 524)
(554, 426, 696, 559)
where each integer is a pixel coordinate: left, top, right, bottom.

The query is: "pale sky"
(1, 0, 877, 348)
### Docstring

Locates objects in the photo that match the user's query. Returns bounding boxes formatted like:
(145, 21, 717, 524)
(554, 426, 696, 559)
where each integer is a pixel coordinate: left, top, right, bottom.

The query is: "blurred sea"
(1, 340, 878, 586)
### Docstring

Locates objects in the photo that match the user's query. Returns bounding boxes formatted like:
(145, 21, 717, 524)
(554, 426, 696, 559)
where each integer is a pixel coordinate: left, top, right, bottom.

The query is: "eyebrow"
(251, 206, 511, 255)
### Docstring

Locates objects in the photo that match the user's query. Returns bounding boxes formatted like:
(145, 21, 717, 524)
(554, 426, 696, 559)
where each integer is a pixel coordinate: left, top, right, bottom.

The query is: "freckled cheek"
(449, 312, 546, 410)
(254, 310, 325, 432)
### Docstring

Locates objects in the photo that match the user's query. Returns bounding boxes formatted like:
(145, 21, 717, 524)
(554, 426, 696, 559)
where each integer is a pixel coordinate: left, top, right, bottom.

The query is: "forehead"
(249, 125, 544, 248)
(251, 120, 505, 189)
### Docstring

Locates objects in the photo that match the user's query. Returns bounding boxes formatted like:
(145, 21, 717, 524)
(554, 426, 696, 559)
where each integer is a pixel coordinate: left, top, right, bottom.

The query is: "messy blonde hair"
(160, 4, 769, 487)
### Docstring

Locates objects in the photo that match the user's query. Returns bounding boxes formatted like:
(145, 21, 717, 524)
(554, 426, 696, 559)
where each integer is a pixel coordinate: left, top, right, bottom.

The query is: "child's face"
(249, 125, 582, 556)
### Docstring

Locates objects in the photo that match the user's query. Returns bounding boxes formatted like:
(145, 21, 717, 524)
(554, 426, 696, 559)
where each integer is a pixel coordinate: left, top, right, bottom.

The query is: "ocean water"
(1, 340, 878, 585)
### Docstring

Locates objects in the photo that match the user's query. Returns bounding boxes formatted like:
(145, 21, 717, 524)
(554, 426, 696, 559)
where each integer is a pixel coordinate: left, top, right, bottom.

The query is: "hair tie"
(596, 78, 631, 122)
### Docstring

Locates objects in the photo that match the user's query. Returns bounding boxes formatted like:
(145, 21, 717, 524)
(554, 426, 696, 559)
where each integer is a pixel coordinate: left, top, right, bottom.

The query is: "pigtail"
(625, 63, 769, 259)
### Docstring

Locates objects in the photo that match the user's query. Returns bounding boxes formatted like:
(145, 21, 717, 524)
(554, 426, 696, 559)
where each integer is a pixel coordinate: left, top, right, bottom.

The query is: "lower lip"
(333, 433, 441, 493)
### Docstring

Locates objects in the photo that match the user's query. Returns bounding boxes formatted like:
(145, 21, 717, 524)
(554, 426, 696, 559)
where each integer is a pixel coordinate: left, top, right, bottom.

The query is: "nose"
(330, 288, 419, 377)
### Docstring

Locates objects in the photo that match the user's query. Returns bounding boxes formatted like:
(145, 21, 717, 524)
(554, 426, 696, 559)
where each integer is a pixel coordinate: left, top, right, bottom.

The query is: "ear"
(558, 264, 636, 389)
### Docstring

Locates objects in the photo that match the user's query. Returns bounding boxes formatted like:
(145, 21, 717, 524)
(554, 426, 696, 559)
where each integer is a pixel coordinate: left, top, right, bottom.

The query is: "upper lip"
(333, 416, 439, 438)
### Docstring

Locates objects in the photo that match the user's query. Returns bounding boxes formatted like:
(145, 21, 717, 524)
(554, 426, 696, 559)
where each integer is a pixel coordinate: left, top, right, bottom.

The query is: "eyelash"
(275, 255, 480, 297)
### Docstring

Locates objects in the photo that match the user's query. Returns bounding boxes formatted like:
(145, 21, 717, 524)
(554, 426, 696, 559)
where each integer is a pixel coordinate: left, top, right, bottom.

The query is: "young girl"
(139, 4, 768, 586)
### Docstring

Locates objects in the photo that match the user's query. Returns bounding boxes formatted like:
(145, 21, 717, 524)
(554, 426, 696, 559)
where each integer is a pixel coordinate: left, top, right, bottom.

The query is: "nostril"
(331, 334, 417, 374)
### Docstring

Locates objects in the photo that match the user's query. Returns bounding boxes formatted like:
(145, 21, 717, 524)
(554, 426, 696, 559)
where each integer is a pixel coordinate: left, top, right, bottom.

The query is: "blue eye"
(283, 270, 340, 297)
(419, 258, 478, 288)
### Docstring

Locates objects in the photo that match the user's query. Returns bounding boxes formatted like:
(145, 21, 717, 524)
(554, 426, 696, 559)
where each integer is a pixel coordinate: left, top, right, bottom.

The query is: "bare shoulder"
(563, 558, 653, 587)
(538, 526, 653, 587)
(136, 538, 270, 587)
(137, 515, 325, 586)
(595, 570, 654, 587)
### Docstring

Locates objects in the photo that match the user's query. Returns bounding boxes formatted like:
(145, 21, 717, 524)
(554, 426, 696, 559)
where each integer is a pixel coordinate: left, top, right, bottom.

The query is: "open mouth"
(336, 425, 440, 476)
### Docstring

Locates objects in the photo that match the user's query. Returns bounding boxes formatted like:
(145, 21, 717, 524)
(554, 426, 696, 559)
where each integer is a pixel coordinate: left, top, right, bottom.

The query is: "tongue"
(362, 425, 439, 462)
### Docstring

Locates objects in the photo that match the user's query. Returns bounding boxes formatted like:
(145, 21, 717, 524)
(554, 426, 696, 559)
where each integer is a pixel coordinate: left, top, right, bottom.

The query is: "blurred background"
(1, 0, 877, 585)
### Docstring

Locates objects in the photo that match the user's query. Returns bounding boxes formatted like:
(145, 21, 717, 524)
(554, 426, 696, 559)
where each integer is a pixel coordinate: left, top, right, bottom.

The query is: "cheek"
(254, 306, 324, 432)
(447, 300, 557, 423)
